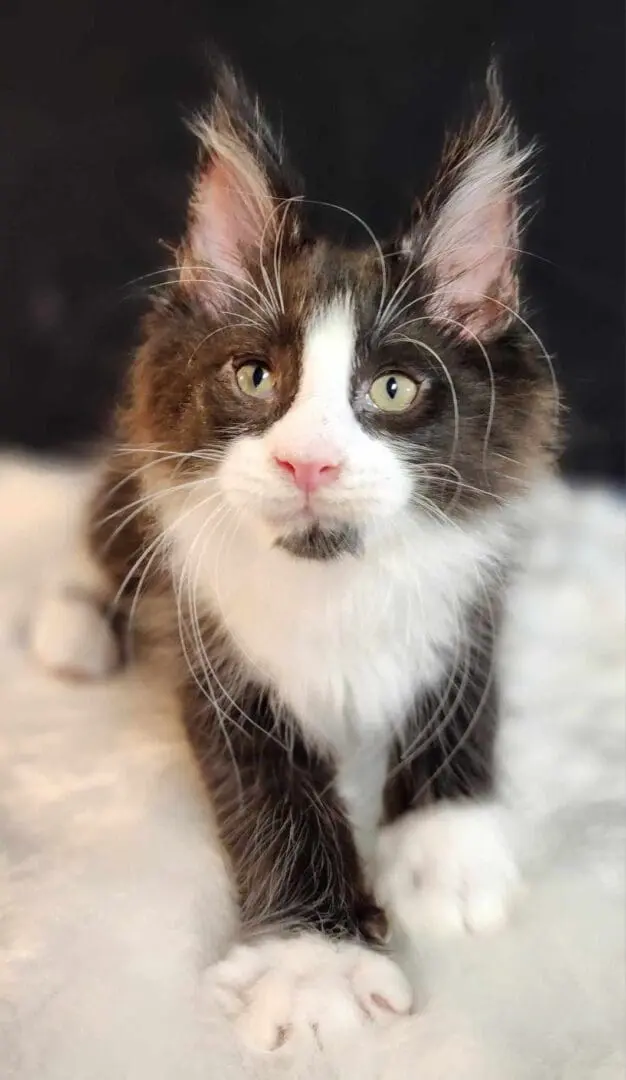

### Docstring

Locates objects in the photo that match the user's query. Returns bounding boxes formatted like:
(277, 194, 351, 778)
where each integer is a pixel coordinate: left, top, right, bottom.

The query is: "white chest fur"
(165, 495, 505, 757)
(162, 491, 512, 843)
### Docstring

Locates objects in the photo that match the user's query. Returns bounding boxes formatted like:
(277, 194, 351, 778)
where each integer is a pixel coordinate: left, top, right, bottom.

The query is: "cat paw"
(31, 588, 119, 680)
(376, 802, 519, 938)
(206, 933, 413, 1052)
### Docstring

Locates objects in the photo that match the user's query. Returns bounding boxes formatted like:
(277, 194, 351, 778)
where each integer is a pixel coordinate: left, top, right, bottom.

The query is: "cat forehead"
(272, 240, 389, 331)
(298, 296, 357, 394)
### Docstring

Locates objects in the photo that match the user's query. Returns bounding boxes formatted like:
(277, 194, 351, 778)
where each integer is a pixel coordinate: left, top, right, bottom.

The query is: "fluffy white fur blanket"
(0, 456, 624, 1079)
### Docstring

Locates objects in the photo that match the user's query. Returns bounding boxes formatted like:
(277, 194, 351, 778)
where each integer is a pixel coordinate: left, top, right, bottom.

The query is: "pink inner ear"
(423, 128, 525, 342)
(192, 160, 256, 279)
(430, 194, 518, 339)
(188, 151, 272, 307)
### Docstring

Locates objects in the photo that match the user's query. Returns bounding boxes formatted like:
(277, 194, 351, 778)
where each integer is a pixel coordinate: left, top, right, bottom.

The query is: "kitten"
(32, 67, 558, 1050)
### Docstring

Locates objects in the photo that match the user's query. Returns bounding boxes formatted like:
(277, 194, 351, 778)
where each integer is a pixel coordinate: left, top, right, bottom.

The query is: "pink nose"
(274, 456, 341, 493)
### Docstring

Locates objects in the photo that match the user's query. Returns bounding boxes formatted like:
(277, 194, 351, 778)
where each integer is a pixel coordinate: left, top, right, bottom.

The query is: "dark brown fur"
(383, 593, 502, 822)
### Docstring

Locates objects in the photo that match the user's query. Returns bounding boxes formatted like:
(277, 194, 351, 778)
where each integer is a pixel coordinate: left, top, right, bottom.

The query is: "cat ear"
(182, 68, 300, 310)
(408, 72, 533, 341)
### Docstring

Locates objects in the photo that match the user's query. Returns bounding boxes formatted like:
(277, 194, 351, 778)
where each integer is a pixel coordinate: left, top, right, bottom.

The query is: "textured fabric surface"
(0, 456, 624, 1079)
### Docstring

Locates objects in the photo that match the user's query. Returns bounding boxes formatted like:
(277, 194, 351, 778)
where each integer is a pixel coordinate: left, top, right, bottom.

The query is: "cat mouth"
(274, 523, 363, 561)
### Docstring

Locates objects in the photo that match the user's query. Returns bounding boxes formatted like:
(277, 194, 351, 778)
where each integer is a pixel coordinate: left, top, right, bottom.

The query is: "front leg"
(377, 611, 519, 938)
(182, 680, 412, 1051)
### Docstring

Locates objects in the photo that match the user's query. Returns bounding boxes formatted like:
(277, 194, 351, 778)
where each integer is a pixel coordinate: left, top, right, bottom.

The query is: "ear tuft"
(413, 67, 534, 342)
(181, 66, 301, 312)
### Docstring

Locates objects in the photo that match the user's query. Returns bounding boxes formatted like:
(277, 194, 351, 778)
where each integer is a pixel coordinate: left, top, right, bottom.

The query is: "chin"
(274, 522, 364, 561)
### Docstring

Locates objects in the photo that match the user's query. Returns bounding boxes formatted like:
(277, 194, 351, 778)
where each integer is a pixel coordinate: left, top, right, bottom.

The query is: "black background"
(1, 0, 623, 480)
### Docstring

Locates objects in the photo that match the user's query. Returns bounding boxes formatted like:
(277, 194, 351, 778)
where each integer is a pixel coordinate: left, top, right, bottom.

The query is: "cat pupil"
(386, 377, 398, 399)
(253, 365, 265, 388)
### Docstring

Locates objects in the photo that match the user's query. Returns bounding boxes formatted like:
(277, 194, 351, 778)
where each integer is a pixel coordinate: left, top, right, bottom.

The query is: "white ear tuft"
(418, 77, 533, 341)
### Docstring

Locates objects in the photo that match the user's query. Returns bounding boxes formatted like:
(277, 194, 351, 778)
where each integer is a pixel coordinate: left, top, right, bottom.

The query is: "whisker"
(469, 292, 560, 424)
(271, 196, 303, 317)
(94, 474, 216, 535)
(145, 275, 270, 327)
(390, 334, 460, 464)
(178, 502, 247, 800)
(416, 471, 505, 506)
(412, 578, 498, 801)
(109, 481, 221, 613)
(389, 312, 497, 477)
(184, 320, 266, 369)
(124, 488, 224, 656)
(387, 533, 467, 775)
(92, 453, 192, 515)
(181, 502, 289, 752)
(295, 197, 388, 324)
(379, 238, 551, 339)
(113, 445, 225, 463)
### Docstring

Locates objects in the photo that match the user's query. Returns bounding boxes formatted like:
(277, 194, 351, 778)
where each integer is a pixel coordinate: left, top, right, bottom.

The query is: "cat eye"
(368, 372, 419, 413)
(235, 359, 275, 399)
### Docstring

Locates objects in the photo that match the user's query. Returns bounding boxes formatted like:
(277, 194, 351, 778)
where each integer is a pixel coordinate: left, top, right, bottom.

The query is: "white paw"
(31, 589, 119, 679)
(207, 933, 413, 1052)
(376, 802, 519, 938)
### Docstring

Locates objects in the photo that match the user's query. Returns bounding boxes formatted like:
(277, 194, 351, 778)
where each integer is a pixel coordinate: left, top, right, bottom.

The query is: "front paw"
(31, 587, 119, 680)
(206, 932, 413, 1052)
(376, 801, 520, 938)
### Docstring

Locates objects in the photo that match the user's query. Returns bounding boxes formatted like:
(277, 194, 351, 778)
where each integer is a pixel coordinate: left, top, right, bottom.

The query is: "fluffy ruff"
(0, 454, 624, 1079)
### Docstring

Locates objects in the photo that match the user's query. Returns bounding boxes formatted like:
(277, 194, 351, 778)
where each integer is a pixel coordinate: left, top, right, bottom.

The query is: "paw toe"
(352, 951, 413, 1019)
(234, 969, 297, 1051)
(208, 934, 412, 1052)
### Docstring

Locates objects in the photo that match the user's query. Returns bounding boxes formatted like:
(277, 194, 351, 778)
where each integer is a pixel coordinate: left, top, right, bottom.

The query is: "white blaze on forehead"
(298, 296, 356, 408)
(269, 295, 357, 462)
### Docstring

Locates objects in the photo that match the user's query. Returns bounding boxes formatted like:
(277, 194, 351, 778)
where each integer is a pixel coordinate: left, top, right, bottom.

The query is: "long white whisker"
(92, 453, 194, 518)
(177, 502, 246, 804)
(379, 238, 546, 337)
(123, 486, 225, 661)
(146, 274, 271, 328)
(300, 197, 388, 326)
(95, 474, 216, 535)
(113, 445, 225, 466)
(110, 482, 221, 613)
(272, 197, 302, 316)
(184, 318, 270, 368)
(435, 313, 496, 477)
(412, 577, 498, 801)
(187, 262, 278, 325)
(390, 312, 497, 476)
(391, 334, 460, 464)
(467, 292, 560, 424)
(182, 502, 289, 751)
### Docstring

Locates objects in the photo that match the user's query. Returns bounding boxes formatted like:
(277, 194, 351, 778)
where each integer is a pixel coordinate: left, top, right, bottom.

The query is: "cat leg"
(31, 539, 120, 679)
(183, 679, 413, 1052)
(377, 632, 519, 938)
(30, 462, 141, 680)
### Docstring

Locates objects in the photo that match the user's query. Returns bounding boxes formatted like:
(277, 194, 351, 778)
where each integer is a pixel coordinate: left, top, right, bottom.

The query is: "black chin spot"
(275, 524, 362, 561)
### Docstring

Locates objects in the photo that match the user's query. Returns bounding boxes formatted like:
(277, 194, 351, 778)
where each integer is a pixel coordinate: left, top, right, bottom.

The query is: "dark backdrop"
(1, 0, 624, 479)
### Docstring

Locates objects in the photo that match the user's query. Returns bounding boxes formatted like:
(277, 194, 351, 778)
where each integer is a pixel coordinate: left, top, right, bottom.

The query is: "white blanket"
(0, 456, 624, 1080)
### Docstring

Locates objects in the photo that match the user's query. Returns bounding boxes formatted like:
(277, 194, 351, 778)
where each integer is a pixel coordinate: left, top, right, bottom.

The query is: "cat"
(32, 65, 558, 1051)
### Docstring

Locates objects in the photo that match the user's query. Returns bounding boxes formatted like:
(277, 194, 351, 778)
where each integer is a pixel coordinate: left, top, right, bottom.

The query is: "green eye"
(368, 372, 419, 413)
(235, 360, 275, 399)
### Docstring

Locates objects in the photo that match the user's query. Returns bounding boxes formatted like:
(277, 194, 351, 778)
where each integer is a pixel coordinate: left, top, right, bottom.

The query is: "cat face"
(129, 69, 557, 560)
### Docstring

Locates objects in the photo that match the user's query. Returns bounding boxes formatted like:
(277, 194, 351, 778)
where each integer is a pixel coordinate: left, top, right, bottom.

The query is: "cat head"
(128, 67, 558, 561)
